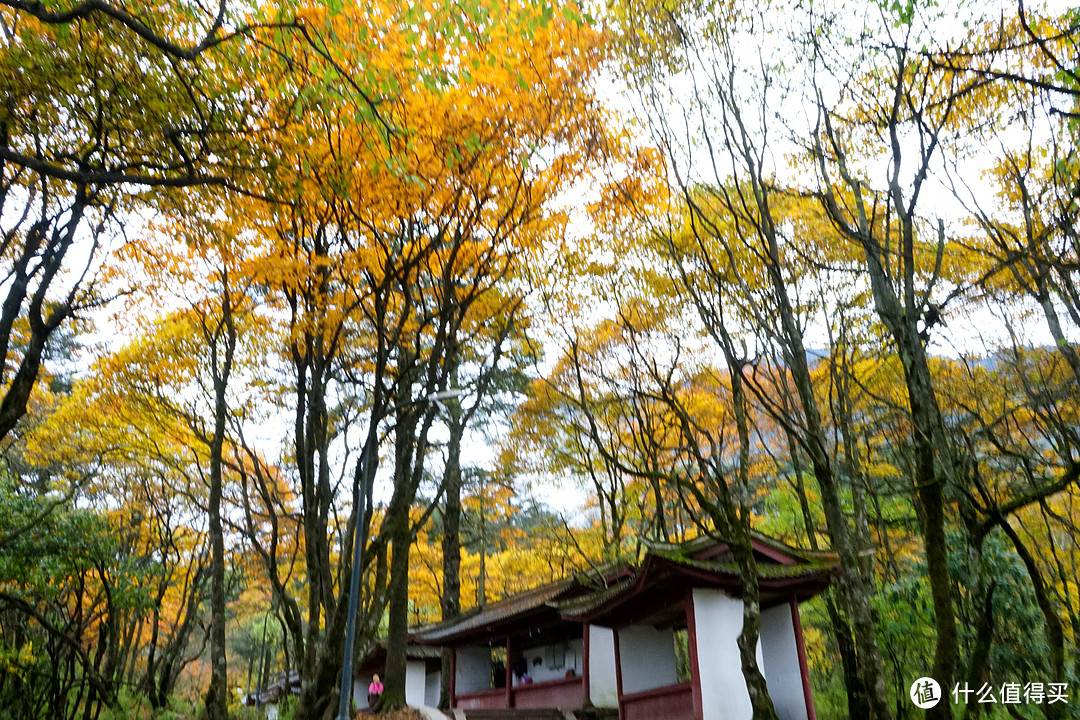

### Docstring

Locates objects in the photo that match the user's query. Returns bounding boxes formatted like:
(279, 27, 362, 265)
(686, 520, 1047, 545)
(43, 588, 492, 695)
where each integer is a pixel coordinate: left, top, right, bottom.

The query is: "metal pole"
(336, 438, 375, 720)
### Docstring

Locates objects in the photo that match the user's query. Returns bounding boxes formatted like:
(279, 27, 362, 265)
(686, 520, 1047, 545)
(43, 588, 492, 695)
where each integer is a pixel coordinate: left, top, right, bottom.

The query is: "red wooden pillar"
(790, 598, 817, 720)
(613, 629, 624, 719)
(582, 623, 591, 705)
(505, 636, 514, 708)
(685, 590, 704, 720)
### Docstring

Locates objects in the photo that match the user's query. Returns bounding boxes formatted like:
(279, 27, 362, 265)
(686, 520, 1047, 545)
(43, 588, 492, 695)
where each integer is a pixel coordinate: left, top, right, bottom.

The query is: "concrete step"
(567, 710, 617, 720)
(460, 710, 566, 720)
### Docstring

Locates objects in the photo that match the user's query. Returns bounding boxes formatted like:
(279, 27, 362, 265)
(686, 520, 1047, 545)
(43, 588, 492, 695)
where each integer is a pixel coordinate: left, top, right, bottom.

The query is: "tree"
(597, 0, 899, 712)
(0, 0, 285, 442)
(205, 0, 615, 713)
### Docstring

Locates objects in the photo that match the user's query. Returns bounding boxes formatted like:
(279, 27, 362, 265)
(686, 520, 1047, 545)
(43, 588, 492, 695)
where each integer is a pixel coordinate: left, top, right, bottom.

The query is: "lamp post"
(335, 389, 461, 720)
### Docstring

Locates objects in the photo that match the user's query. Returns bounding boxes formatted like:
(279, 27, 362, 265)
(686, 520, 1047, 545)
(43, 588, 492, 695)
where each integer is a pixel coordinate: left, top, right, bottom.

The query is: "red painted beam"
(685, 590, 704, 720)
(582, 623, 591, 705)
(506, 636, 513, 708)
(614, 629, 624, 719)
(790, 598, 816, 720)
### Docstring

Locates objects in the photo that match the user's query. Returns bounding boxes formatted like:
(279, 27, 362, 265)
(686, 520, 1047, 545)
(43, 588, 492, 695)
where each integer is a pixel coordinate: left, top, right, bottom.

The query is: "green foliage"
(858, 530, 1065, 714)
(875, 560, 937, 693)
(0, 475, 153, 720)
(228, 702, 267, 720)
(754, 471, 828, 544)
(275, 696, 298, 720)
(0, 479, 130, 597)
(96, 690, 201, 720)
(950, 533, 1056, 684)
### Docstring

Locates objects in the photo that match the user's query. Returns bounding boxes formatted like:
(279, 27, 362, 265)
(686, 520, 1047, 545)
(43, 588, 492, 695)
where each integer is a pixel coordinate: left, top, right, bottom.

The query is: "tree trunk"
(382, 516, 413, 711)
(440, 382, 463, 709)
(478, 469, 487, 609)
(960, 579, 995, 720)
(789, 435, 871, 720)
(201, 272, 236, 720)
(382, 372, 430, 712)
(762, 214, 894, 720)
(997, 521, 1065, 720)
(725, 353, 778, 720)
(292, 351, 346, 720)
(815, 105, 959, 717)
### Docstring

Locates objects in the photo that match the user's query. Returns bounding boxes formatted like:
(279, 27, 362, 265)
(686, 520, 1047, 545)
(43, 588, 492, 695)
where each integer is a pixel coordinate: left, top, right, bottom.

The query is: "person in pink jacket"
(367, 673, 383, 707)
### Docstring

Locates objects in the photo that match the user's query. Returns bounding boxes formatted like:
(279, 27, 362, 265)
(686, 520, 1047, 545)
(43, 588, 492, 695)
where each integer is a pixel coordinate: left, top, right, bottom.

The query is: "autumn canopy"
(0, 0, 1078, 719)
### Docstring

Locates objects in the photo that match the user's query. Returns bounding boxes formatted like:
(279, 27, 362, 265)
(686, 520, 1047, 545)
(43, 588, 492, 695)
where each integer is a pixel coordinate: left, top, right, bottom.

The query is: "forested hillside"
(0, 0, 1077, 719)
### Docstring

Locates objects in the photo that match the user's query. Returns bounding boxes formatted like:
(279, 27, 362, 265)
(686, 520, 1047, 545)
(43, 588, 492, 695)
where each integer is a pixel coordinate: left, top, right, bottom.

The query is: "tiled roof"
(405, 644, 443, 660)
(643, 530, 839, 565)
(556, 540, 838, 623)
(410, 533, 837, 641)
(356, 639, 443, 673)
(410, 558, 638, 645)
(746, 530, 840, 563)
(548, 577, 635, 617)
(411, 577, 579, 644)
(648, 547, 837, 579)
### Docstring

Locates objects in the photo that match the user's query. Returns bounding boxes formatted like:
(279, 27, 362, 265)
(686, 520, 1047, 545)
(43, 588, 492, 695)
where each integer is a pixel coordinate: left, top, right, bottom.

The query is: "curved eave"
(411, 578, 584, 646)
(412, 604, 582, 646)
(560, 554, 838, 626)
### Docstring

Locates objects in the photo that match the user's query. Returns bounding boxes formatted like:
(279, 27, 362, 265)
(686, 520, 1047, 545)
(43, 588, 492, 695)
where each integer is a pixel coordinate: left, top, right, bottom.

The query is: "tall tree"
(0, 0, 281, 440)
(601, 0, 897, 712)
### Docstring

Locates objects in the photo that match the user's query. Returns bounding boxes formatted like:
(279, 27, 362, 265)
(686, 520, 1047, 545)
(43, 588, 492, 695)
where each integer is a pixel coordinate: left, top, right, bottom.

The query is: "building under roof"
(409, 532, 837, 720)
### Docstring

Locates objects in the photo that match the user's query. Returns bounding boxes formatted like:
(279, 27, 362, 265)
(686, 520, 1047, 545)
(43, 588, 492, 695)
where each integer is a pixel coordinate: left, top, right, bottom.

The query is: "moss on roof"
(411, 531, 836, 642)
(650, 549, 837, 579)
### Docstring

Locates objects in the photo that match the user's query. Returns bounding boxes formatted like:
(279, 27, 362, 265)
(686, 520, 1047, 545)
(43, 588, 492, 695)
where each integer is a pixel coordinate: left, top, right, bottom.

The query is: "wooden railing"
(454, 676, 586, 711)
(454, 687, 506, 710)
(513, 676, 585, 709)
(620, 681, 694, 720)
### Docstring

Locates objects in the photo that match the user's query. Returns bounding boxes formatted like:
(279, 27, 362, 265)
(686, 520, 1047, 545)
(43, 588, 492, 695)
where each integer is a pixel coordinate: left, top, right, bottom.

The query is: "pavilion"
(410, 532, 837, 720)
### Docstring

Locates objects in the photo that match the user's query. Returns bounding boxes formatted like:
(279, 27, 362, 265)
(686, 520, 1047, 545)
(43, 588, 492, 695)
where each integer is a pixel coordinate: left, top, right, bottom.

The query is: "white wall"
(353, 662, 440, 710)
(588, 626, 619, 708)
(351, 677, 372, 711)
(514, 638, 584, 684)
(760, 603, 808, 720)
(693, 588, 759, 720)
(406, 660, 427, 706)
(455, 646, 492, 694)
(425, 667, 441, 706)
(618, 625, 678, 694)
